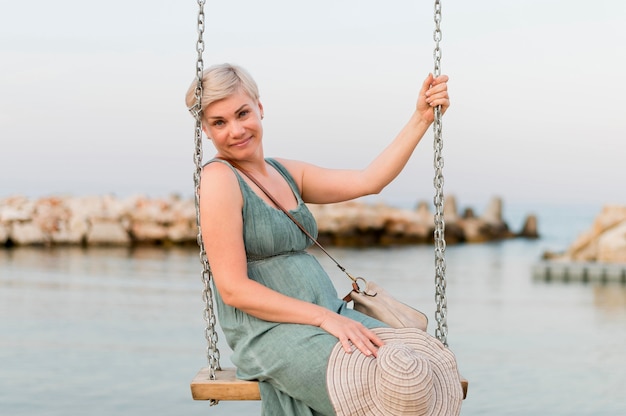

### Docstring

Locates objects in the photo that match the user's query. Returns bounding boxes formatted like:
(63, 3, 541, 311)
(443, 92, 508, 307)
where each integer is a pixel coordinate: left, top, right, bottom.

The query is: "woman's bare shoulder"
(200, 160, 241, 202)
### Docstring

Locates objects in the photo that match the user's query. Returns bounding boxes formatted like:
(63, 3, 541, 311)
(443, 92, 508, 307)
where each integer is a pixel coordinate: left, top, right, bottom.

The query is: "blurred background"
(1, 1, 625, 415)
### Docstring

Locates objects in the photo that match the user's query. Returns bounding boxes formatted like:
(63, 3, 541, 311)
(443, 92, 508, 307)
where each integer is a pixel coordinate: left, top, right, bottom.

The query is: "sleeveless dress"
(210, 158, 387, 415)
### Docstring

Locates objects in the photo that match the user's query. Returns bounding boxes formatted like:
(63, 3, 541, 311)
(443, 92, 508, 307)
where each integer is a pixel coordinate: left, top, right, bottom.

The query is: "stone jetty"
(534, 205, 626, 284)
(543, 205, 626, 264)
(0, 194, 537, 248)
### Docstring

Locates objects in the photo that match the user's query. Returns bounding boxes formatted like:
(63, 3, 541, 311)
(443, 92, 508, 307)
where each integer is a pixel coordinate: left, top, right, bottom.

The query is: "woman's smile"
(232, 136, 253, 148)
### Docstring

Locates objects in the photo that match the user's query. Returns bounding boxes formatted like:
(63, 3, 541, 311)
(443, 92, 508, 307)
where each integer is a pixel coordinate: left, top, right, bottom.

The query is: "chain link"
(192, 0, 222, 403)
(432, 0, 448, 347)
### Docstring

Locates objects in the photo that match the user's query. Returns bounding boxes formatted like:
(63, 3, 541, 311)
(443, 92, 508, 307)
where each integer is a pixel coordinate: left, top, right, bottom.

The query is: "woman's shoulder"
(199, 161, 244, 214)
(201, 158, 240, 190)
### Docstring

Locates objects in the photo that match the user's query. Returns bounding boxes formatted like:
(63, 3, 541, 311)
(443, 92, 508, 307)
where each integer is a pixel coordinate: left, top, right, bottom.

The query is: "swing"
(189, 0, 468, 405)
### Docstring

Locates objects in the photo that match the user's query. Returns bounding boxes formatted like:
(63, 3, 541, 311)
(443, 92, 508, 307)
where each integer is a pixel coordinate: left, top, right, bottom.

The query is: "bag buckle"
(347, 273, 377, 297)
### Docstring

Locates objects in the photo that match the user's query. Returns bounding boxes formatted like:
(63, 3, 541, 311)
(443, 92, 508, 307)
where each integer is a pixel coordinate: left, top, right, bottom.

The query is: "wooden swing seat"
(191, 367, 468, 401)
(191, 368, 261, 401)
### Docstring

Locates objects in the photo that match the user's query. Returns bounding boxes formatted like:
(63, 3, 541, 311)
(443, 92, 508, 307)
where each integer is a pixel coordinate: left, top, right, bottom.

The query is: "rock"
(566, 206, 626, 261)
(33, 196, 71, 235)
(458, 217, 490, 243)
(170, 197, 197, 222)
(415, 201, 432, 224)
(0, 196, 34, 222)
(131, 221, 169, 243)
(86, 219, 131, 246)
(481, 197, 503, 225)
(479, 197, 514, 240)
(168, 219, 197, 243)
(519, 214, 539, 239)
(0, 223, 8, 245)
(130, 195, 175, 223)
(10, 221, 47, 245)
(443, 195, 460, 223)
(383, 207, 431, 245)
(51, 216, 89, 245)
(462, 207, 476, 219)
(597, 221, 626, 263)
(552, 205, 626, 263)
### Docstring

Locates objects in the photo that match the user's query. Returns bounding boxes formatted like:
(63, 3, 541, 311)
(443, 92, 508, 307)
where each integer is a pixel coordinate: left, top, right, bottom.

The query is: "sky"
(1, 0, 625, 211)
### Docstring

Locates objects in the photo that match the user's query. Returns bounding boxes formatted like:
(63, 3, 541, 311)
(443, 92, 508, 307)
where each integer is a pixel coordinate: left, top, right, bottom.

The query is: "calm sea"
(1, 202, 625, 416)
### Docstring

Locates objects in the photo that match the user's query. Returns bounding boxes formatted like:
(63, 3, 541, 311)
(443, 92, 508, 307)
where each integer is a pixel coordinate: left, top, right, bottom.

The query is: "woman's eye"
(213, 120, 225, 126)
(238, 110, 249, 118)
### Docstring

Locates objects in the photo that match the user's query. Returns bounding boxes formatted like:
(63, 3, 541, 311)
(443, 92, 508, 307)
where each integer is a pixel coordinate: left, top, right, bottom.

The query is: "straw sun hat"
(326, 327, 463, 416)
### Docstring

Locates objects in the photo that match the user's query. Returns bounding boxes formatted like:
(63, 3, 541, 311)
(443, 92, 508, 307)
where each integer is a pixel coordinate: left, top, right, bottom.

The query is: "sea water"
(1, 203, 625, 416)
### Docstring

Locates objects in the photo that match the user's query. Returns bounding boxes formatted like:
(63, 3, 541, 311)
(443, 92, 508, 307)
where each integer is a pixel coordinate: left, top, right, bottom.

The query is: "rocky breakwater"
(0, 194, 197, 247)
(310, 196, 538, 246)
(544, 205, 626, 264)
(0, 194, 538, 248)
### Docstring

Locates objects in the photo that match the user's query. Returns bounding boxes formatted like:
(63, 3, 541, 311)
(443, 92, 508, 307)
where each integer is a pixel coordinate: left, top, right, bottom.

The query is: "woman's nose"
(230, 120, 246, 137)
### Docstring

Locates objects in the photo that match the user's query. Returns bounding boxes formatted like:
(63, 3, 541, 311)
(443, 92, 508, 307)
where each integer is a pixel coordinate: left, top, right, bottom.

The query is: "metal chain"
(190, 0, 449, 388)
(192, 0, 222, 402)
(432, 0, 449, 347)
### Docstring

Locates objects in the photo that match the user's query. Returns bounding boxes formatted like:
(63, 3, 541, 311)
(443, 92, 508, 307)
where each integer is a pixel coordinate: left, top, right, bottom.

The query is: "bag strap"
(216, 157, 370, 296)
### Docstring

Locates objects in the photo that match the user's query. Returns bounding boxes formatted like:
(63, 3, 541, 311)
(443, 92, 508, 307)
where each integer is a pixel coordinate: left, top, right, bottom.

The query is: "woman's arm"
(199, 162, 383, 356)
(280, 73, 449, 204)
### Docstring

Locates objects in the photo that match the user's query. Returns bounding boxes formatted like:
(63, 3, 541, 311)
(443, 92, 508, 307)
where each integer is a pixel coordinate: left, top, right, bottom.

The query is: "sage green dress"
(210, 158, 387, 416)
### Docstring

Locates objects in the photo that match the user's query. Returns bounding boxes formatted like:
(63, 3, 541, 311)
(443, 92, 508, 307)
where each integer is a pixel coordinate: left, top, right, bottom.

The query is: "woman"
(185, 64, 462, 415)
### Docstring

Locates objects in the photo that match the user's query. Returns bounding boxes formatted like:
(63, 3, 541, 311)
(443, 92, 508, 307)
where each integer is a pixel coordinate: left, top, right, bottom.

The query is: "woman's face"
(203, 89, 264, 160)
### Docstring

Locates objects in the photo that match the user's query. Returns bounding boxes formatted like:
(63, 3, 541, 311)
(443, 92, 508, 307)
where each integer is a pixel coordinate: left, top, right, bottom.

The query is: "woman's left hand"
(416, 73, 450, 124)
(318, 311, 385, 357)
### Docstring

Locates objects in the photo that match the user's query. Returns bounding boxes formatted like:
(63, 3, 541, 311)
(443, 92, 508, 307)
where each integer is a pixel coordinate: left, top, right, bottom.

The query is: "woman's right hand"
(416, 73, 450, 124)
(318, 312, 385, 357)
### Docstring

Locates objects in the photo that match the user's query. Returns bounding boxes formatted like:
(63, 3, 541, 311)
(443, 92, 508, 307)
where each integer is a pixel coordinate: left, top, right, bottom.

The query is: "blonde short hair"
(185, 63, 260, 117)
